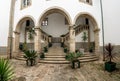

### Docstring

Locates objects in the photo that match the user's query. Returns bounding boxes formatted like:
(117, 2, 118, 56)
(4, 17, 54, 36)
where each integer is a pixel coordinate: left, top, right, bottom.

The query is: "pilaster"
(69, 25, 75, 52)
(34, 26, 41, 54)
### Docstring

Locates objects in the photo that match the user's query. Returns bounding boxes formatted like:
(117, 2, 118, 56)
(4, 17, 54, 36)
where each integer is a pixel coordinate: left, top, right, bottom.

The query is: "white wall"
(102, 0, 120, 45)
(41, 13, 68, 37)
(0, 0, 10, 46)
(2, 0, 120, 47)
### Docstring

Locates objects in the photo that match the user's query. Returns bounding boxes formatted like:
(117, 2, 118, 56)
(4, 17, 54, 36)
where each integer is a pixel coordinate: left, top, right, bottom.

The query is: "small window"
(21, 0, 31, 9)
(42, 18, 48, 26)
(26, 20, 30, 26)
(85, 18, 89, 25)
(79, 0, 92, 5)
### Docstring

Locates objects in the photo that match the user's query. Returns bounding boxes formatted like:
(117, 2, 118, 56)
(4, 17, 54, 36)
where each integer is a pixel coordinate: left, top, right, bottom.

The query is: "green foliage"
(44, 47, 48, 53)
(105, 43, 115, 63)
(28, 27, 36, 40)
(23, 50, 37, 66)
(48, 43, 52, 47)
(81, 32, 88, 42)
(66, 52, 82, 62)
(40, 52, 45, 59)
(89, 44, 94, 53)
(0, 58, 13, 81)
(64, 48, 68, 53)
(19, 42, 28, 51)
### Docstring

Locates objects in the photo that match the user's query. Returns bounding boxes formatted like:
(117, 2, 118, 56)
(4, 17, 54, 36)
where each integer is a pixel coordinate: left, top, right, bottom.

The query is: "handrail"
(63, 25, 89, 43)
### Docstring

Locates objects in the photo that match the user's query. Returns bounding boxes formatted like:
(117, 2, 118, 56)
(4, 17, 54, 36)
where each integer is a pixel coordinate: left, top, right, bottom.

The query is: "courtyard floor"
(10, 59, 120, 81)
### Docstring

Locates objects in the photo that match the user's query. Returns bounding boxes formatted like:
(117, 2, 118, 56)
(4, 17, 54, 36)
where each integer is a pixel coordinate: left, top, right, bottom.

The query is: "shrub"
(0, 58, 13, 81)
(23, 50, 37, 66)
(44, 47, 48, 53)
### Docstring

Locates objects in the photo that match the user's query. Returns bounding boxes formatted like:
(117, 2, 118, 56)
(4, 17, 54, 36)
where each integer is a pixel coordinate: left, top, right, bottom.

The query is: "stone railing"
(75, 25, 89, 36)
(62, 25, 89, 48)
(41, 30, 49, 42)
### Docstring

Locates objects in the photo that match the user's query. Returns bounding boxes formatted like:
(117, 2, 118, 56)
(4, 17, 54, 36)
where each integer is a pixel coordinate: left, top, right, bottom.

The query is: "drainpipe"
(100, 0, 105, 61)
(8, 0, 16, 59)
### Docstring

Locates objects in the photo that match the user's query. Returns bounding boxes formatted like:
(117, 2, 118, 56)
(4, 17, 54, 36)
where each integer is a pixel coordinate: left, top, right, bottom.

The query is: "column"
(94, 28, 100, 54)
(88, 26, 90, 51)
(7, 0, 16, 59)
(69, 25, 75, 52)
(13, 32, 20, 57)
(34, 26, 41, 54)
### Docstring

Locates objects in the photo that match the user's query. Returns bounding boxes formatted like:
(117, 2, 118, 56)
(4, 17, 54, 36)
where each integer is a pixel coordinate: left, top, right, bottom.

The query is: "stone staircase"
(15, 43, 99, 64)
(39, 43, 99, 64)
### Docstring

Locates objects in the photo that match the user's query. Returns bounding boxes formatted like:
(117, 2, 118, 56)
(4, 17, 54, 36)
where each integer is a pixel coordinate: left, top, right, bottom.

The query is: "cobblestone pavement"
(10, 59, 120, 81)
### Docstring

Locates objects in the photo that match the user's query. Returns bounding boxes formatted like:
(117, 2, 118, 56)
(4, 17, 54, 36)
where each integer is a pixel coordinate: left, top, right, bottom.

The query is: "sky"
(0, 0, 10, 46)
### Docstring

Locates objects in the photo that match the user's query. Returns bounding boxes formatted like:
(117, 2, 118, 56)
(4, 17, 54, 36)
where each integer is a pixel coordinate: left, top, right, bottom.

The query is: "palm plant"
(23, 50, 37, 66)
(104, 43, 116, 72)
(66, 52, 82, 69)
(105, 43, 115, 62)
(66, 52, 82, 61)
(0, 58, 13, 81)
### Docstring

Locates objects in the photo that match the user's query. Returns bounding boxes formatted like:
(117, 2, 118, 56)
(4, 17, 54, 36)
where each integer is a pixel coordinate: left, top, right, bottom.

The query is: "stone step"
(39, 58, 99, 64)
(43, 55, 97, 61)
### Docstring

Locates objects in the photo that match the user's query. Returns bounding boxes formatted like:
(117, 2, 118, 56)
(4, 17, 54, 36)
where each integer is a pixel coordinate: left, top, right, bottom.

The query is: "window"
(26, 20, 30, 26)
(21, 0, 31, 9)
(79, 0, 92, 5)
(41, 18, 48, 26)
(85, 18, 89, 25)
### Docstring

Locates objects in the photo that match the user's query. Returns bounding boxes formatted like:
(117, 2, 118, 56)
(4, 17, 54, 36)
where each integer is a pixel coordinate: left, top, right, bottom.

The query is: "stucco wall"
(1, 0, 120, 48)
(41, 13, 68, 37)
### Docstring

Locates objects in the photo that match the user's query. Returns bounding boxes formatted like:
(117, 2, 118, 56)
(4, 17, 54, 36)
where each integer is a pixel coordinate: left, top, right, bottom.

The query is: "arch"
(74, 12, 100, 53)
(73, 12, 99, 30)
(37, 6, 72, 26)
(15, 15, 36, 33)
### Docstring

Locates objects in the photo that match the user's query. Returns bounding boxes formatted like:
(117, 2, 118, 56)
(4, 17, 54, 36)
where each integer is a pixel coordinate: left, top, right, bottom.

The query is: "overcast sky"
(0, 0, 11, 46)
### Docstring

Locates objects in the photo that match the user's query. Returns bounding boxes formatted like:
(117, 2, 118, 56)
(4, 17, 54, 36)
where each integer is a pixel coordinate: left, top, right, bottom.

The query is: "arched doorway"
(38, 7, 72, 47)
(13, 16, 35, 57)
(74, 13, 100, 53)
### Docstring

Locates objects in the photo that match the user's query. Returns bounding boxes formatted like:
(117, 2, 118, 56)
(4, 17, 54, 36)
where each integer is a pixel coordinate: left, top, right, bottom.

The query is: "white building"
(0, 0, 120, 57)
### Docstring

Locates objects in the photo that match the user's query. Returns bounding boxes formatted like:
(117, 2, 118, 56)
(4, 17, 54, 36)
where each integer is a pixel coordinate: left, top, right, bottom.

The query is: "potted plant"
(40, 52, 45, 59)
(89, 44, 94, 53)
(44, 46, 48, 53)
(104, 43, 116, 72)
(64, 47, 68, 53)
(0, 58, 14, 81)
(48, 43, 52, 47)
(66, 52, 82, 69)
(23, 50, 37, 66)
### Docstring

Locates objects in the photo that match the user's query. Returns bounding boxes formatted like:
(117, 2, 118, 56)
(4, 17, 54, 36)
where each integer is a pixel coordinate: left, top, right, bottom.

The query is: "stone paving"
(10, 59, 120, 81)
